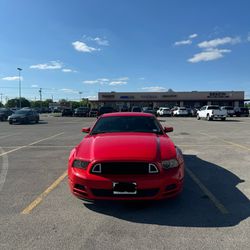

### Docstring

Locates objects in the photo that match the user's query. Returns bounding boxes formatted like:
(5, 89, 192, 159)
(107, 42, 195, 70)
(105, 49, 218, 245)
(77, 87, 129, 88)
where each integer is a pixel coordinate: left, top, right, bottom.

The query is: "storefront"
(90, 91, 245, 109)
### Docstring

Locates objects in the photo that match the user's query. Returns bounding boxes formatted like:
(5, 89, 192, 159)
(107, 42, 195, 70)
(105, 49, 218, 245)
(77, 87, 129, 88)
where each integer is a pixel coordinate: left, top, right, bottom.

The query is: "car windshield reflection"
(91, 116, 163, 135)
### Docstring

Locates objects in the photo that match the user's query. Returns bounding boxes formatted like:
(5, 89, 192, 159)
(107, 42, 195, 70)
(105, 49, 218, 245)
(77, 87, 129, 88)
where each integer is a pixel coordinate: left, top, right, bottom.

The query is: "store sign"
(101, 95, 115, 98)
(208, 92, 229, 98)
(120, 96, 135, 99)
(162, 94, 177, 98)
(140, 95, 158, 99)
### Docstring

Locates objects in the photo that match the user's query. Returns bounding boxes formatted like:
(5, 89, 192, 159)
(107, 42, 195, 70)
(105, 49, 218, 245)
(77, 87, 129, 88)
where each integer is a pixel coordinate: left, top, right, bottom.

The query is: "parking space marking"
(186, 167, 229, 214)
(199, 132, 250, 152)
(21, 170, 67, 214)
(0, 132, 64, 157)
(0, 134, 20, 139)
(28, 132, 64, 146)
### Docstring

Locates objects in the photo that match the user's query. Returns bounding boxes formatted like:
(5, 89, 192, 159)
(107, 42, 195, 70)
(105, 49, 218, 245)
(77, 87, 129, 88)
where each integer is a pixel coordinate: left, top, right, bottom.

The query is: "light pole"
(79, 91, 82, 102)
(17, 67, 22, 108)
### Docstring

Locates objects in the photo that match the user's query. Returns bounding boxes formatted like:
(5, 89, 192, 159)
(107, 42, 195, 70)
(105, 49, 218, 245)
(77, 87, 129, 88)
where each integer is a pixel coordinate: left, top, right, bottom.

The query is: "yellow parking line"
(186, 167, 229, 214)
(21, 170, 67, 214)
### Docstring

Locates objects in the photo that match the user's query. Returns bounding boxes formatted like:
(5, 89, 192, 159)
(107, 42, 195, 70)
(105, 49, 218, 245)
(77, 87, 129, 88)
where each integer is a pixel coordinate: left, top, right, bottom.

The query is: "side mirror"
(164, 126, 173, 133)
(82, 127, 91, 133)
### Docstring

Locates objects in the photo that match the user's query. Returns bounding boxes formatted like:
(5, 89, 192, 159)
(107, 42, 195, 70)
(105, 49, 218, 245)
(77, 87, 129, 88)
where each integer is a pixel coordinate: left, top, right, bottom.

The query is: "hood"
(75, 133, 176, 162)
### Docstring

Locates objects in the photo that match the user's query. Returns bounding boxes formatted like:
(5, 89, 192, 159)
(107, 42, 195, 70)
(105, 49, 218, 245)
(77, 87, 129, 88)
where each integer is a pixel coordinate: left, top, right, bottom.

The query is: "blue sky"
(0, 0, 250, 102)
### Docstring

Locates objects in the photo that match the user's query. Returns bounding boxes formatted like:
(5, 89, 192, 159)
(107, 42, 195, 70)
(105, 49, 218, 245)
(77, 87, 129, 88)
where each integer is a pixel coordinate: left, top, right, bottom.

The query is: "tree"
(0, 102, 3, 107)
(6, 98, 30, 108)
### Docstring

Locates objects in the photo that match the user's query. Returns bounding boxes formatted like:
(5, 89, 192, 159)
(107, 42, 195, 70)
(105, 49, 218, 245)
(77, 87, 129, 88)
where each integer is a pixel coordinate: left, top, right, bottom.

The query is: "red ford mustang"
(68, 112, 184, 201)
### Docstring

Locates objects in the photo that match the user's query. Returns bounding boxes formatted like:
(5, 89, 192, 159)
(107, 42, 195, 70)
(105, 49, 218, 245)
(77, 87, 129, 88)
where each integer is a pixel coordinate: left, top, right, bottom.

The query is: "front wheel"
(206, 115, 212, 121)
(197, 114, 200, 120)
(221, 117, 226, 121)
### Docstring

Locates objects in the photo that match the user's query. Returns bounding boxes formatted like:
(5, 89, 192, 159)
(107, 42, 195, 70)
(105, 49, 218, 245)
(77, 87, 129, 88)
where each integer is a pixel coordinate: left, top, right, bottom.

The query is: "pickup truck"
(197, 105, 227, 121)
(172, 107, 188, 116)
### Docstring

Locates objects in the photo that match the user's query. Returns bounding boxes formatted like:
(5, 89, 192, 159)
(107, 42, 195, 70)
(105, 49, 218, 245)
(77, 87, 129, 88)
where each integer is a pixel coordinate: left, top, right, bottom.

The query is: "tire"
(9, 120, 13, 125)
(206, 114, 211, 121)
(221, 117, 226, 121)
(197, 114, 200, 120)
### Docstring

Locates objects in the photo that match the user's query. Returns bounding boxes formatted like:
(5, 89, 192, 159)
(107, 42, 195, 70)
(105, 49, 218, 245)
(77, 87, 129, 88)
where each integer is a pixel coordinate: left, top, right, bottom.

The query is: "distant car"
(157, 107, 171, 117)
(234, 107, 249, 117)
(74, 107, 90, 117)
(119, 106, 129, 112)
(68, 112, 184, 201)
(62, 108, 73, 117)
(197, 105, 227, 121)
(221, 106, 235, 117)
(131, 106, 142, 112)
(0, 108, 13, 121)
(99, 106, 115, 116)
(8, 109, 39, 124)
(172, 107, 188, 117)
(142, 107, 157, 116)
(89, 108, 99, 117)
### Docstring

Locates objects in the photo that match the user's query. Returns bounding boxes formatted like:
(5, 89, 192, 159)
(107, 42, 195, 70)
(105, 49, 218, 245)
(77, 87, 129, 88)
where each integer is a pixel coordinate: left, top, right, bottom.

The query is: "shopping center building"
(90, 91, 245, 109)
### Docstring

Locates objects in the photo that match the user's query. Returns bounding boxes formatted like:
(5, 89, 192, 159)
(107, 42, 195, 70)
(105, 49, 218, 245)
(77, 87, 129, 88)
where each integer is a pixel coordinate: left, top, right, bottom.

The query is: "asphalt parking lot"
(0, 115, 250, 250)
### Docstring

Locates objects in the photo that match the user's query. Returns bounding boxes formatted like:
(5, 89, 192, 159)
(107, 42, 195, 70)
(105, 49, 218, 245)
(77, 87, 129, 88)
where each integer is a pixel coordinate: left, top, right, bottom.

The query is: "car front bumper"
(68, 164, 184, 201)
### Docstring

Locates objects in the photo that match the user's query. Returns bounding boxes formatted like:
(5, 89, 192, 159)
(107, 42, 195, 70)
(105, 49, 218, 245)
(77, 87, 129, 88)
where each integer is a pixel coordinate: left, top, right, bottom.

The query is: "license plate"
(113, 182, 137, 194)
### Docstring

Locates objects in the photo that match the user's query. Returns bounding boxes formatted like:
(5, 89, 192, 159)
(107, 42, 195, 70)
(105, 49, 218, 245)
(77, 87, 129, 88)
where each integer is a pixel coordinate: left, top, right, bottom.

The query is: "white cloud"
(109, 81, 127, 86)
(83, 80, 99, 84)
(188, 48, 231, 63)
(60, 88, 78, 94)
(93, 37, 109, 46)
(83, 77, 128, 86)
(174, 39, 192, 46)
(141, 86, 167, 92)
(198, 36, 241, 48)
(114, 77, 129, 81)
(1, 76, 23, 81)
(31, 84, 39, 88)
(97, 78, 109, 82)
(30, 61, 63, 70)
(62, 68, 76, 73)
(189, 33, 198, 39)
(247, 33, 250, 42)
(72, 41, 99, 53)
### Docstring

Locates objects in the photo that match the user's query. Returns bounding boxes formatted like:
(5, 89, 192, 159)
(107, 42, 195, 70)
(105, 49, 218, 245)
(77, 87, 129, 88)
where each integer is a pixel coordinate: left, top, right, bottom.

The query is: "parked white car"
(197, 105, 227, 121)
(157, 107, 171, 116)
(172, 107, 188, 116)
(221, 106, 235, 117)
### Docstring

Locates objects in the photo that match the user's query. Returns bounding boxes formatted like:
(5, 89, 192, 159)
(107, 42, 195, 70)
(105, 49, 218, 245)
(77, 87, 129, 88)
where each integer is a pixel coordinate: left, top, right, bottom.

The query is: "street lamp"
(17, 67, 22, 108)
(79, 91, 82, 101)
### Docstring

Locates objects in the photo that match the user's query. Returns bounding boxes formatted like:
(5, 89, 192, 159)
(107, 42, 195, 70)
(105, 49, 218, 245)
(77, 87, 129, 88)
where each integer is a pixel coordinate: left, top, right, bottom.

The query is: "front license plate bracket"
(113, 182, 137, 194)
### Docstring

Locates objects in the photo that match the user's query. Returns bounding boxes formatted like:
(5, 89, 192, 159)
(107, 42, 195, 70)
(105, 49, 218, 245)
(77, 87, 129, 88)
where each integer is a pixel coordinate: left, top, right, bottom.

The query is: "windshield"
(91, 116, 163, 134)
(207, 106, 220, 110)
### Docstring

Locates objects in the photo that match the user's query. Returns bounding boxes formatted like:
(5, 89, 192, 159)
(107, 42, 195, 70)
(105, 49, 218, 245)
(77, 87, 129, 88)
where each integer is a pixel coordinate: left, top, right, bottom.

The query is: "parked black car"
(0, 108, 13, 121)
(74, 107, 90, 117)
(99, 106, 115, 115)
(234, 107, 249, 117)
(62, 108, 73, 117)
(131, 106, 142, 112)
(89, 108, 99, 117)
(142, 107, 157, 116)
(8, 109, 39, 124)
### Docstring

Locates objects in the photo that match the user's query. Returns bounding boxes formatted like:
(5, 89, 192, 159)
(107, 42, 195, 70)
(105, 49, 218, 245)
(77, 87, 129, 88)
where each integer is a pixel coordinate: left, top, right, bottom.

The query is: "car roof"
(101, 112, 154, 117)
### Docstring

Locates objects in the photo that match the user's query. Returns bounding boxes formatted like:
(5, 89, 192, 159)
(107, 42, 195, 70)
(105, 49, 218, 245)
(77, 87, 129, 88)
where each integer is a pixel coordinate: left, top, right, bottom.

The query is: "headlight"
(162, 159, 179, 170)
(72, 160, 89, 169)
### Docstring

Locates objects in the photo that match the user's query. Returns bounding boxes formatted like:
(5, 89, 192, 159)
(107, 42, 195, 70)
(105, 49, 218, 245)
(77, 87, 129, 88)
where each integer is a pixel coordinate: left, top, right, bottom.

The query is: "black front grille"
(91, 188, 159, 197)
(92, 162, 152, 175)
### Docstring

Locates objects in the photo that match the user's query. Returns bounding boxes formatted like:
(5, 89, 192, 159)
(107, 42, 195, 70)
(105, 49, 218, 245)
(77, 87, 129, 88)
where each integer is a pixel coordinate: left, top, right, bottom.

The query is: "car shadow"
(84, 155, 250, 227)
